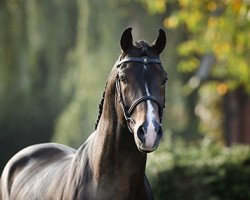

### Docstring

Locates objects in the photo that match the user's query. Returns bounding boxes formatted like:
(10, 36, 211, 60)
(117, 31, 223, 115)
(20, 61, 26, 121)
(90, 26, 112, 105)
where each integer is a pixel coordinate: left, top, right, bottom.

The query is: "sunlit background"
(0, 0, 250, 199)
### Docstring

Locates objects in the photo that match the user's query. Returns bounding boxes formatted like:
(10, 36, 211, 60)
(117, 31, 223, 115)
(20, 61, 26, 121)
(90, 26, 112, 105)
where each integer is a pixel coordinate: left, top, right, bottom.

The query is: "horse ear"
(120, 27, 133, 53)
(152, 29, 166, 54)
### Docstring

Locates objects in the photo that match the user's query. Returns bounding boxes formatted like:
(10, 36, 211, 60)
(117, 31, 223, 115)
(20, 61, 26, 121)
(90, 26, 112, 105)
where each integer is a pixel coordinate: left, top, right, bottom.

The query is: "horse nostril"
(137, 126, 146, 143)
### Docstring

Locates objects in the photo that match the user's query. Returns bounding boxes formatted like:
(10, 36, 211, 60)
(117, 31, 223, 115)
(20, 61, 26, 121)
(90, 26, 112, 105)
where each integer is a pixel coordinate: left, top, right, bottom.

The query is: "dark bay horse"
(0, 28, 167, 200)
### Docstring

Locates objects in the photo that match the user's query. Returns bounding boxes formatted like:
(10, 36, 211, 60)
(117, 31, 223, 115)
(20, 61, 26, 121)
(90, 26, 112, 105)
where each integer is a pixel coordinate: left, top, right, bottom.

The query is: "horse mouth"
(138, 145, 157, 153)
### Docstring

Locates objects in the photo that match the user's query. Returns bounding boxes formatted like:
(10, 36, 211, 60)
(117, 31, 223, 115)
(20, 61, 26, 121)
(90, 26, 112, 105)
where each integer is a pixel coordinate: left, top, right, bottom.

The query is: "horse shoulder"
(62, 135, 97, 199)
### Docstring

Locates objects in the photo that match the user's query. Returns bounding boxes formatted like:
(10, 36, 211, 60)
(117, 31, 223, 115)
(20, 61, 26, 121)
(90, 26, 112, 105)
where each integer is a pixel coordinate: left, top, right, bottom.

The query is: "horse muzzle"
(134, 120, 163, 153)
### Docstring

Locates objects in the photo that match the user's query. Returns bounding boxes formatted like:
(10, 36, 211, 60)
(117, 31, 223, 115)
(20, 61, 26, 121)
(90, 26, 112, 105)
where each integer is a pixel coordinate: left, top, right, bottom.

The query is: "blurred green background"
(0, 0, 250, 199)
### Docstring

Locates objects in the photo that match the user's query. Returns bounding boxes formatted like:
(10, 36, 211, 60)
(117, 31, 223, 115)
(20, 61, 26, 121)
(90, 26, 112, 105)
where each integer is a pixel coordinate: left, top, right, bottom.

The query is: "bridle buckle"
(142, 57, 148, 64)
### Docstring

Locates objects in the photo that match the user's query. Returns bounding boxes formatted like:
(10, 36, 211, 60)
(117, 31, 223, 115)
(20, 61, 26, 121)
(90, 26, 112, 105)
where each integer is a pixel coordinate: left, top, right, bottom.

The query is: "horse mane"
(94, 82, 107, 130)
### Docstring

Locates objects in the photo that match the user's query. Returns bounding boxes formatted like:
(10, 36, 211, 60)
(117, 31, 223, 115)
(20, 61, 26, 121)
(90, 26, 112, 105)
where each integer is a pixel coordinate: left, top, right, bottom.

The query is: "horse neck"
(91, 68, 147, 186)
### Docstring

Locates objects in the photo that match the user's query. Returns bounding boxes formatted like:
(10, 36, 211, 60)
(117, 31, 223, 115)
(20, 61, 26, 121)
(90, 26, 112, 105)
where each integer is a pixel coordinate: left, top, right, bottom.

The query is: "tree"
(140, 0, 250, 144)
(0, 0, 77, 171)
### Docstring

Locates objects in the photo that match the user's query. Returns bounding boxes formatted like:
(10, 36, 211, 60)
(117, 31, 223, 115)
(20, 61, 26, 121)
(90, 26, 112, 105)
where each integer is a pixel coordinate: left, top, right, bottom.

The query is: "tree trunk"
(224, 87, 250, 145)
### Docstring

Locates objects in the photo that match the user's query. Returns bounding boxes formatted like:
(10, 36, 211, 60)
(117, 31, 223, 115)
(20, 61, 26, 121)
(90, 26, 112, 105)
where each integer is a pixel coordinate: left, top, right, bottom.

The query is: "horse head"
(116, 28, 167, 153)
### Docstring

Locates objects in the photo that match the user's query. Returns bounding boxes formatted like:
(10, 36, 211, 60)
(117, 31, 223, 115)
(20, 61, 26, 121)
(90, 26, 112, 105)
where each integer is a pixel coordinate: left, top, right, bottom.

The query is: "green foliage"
(147, 136, 250, 200)
(194, 83, 224, 142)
(139, 0, 167, 14)
(52, 0, 122, 146)
(143, 0, 250, 94)
(139, 0, 250, 144)
(0, 0, 77, 170)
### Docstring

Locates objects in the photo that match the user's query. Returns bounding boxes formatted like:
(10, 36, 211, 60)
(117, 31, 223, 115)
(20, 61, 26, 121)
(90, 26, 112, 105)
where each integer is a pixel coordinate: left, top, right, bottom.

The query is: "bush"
(146, 136, 250, 200)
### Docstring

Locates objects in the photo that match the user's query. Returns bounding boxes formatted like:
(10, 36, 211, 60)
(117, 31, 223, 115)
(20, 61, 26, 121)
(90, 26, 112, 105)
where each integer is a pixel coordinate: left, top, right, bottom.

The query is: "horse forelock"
(135, 41, 151, 55)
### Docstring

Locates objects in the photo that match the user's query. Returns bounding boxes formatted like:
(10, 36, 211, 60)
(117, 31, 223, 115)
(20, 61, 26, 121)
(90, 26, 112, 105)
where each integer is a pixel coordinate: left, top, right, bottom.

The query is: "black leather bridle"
(115, 56, 165, 131)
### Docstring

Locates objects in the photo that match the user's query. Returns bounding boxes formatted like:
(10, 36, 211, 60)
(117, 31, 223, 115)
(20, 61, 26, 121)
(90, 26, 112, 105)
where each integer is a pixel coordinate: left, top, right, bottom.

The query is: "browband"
(115, 56, 161, 67)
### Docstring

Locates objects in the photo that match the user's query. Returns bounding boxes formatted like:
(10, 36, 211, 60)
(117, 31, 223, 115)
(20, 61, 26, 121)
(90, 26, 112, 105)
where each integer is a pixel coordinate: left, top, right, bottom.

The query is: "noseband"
(115, 56, 165, 130)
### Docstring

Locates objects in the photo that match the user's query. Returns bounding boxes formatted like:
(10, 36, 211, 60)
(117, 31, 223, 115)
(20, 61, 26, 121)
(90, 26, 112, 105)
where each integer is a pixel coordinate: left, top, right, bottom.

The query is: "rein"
(115, 56, 164, 131)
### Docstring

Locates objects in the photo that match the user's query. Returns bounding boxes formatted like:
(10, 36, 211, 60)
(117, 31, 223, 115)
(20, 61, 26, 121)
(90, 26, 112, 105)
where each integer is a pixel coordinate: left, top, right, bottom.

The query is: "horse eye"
(120, 75, 127, 84)
(161, 77, 168, 85)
